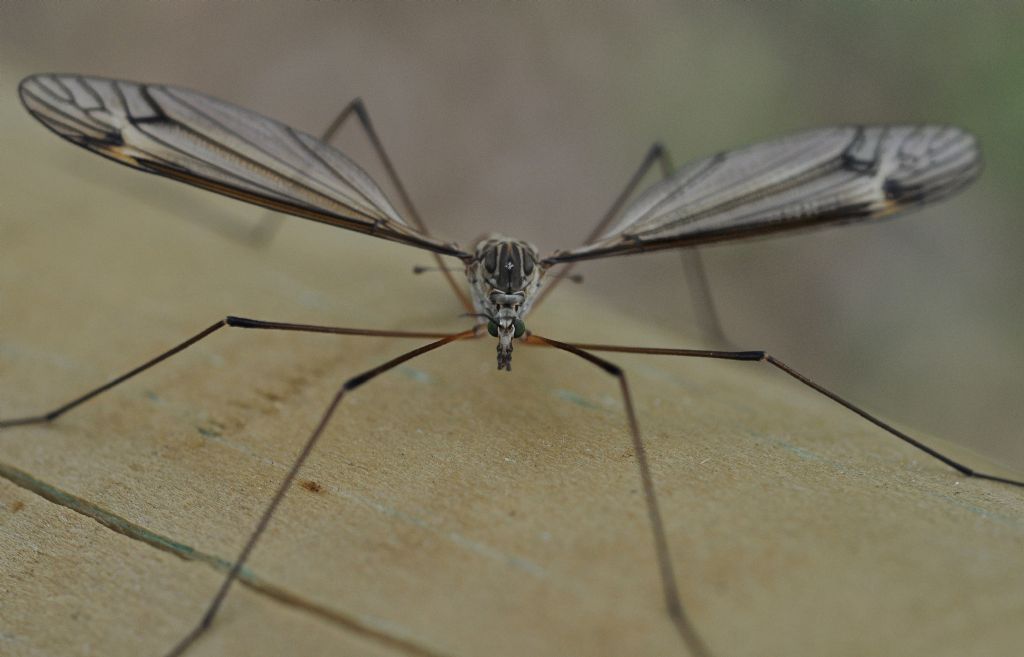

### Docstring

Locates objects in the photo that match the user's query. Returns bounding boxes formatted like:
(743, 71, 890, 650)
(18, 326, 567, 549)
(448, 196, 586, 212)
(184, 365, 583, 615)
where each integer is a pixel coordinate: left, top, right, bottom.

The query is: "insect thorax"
(467, 234, 543, 318)
(466, 234, 544, 370)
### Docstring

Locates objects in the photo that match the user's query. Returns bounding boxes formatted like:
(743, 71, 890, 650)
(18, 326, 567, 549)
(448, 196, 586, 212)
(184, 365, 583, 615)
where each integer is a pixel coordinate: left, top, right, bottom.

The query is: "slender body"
(466, 234, 544, 369)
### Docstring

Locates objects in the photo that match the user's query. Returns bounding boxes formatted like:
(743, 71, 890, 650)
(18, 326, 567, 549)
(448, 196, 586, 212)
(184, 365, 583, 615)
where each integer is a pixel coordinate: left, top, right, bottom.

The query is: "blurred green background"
(1, 2, 1022, 469)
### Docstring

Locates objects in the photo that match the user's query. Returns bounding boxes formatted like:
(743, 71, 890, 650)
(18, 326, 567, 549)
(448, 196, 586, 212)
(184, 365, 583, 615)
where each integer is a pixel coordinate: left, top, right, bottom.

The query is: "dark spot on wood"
(197, 426, 221, 438)
(10, 500, 24, 513)
(300, 479, 323, 493)
(256, 388, 284, 403)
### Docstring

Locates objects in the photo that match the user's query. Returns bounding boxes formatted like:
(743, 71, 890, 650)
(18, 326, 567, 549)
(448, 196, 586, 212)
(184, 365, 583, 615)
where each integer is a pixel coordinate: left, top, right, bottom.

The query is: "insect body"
(6, 73, 1023, 657)
(467, 234, 543, 369)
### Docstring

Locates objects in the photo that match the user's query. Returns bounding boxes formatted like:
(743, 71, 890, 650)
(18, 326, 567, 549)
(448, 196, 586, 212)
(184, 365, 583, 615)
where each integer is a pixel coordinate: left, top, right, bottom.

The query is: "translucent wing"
(19, 73, 469, 259)
(544, 125, 981, 264)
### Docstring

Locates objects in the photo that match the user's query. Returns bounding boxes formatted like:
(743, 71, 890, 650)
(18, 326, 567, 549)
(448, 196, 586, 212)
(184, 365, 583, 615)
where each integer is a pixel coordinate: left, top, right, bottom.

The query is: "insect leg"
(164, 328, 475, 657)
(250, 97, 473, 312)
(527, 333, 712, 657)
(171, 100, 364, 247)
(523, 338, 1024, 488)
(679, 249, 728, 347)
(532, 145, 729, 346)
(0, 317, 475, 428)
(654, 147, 729, 347)
(532, 143, 671, 312)
(246, 99, 376, 245)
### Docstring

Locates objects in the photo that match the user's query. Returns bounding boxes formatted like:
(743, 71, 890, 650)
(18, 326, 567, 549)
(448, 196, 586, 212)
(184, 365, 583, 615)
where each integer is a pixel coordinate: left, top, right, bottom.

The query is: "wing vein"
(545, 125, 980, 264)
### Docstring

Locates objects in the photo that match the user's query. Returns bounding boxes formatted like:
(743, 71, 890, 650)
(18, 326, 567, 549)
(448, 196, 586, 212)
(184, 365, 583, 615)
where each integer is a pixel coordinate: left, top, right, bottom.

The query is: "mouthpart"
(496, 330, 514, 371)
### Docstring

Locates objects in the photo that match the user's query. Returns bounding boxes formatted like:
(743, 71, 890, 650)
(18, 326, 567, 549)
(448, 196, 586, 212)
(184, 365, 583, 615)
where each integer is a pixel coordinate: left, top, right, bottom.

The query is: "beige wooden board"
(2, 82, 1023, 657)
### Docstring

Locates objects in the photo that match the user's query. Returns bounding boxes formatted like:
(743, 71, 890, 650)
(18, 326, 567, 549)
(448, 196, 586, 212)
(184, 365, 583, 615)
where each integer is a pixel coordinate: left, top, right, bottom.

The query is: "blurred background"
(1, 2, 1022, 469)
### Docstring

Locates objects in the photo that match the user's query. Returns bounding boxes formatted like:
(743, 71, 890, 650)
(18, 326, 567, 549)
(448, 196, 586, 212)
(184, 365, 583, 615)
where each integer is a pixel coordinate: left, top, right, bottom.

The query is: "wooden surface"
(2, 89, 1024, 657)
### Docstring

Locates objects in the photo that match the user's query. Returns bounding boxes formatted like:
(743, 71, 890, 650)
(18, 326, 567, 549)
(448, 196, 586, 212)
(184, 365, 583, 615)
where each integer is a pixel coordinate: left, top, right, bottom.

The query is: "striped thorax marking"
(467, 234, 545, 371)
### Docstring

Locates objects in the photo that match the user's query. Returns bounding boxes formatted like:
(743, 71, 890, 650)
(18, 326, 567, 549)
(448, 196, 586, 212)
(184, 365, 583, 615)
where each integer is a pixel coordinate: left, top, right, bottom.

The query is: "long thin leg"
(527, 333, 711, 657)
(679, 250, 728, 347)
(532, 143, 670, 312)
(246, 101, 368, 245)
(659, 139, 726, 347)
(249, 98, 474, 312)
(532, 145, 728, 347)
(0, 316, 476, 428)
(522, 337, 1024, 488)
(165, 328, 476, 657)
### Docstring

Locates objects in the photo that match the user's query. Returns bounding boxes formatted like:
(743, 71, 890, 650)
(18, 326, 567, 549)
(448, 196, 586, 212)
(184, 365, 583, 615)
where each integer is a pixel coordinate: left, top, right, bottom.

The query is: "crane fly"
(4, 73, 1022, 657)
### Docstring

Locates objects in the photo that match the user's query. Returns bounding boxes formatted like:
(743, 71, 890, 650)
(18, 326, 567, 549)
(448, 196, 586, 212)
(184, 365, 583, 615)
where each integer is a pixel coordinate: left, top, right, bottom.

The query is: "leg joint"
(604, 362, 624, 377)
(225, 315, 258, 328)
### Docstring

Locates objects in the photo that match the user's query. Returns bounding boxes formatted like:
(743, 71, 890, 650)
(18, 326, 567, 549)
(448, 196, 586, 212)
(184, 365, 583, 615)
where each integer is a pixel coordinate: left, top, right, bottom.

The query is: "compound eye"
(513, 319, 526, 338)
(487, 320, 499, 337)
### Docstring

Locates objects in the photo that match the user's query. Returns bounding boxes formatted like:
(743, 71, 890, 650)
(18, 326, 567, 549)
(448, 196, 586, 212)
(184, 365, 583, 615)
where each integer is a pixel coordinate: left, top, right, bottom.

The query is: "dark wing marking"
(19, 73, 469, 259)
(544, 126, 981, 264)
